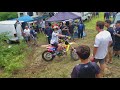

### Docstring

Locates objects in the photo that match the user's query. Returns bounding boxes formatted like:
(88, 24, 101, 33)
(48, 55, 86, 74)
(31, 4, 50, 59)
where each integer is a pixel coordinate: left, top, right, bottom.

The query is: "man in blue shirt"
(77, 21, 85, 39)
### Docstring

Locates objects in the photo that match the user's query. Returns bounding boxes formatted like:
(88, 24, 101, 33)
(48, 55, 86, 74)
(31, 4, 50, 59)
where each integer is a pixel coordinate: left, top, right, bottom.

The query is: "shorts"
(94, 58, 105, 64)
(113, 43, 120, 51)
(51, 42, 58, 49)
(24, 36, 30, 41)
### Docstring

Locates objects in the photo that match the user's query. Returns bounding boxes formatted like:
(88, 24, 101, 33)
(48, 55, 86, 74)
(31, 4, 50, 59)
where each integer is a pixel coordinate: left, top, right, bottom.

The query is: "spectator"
(90, 21, 112, 77)
(62, 21, 70, 36)
(44, 23, 53, 44)
(113, 12, 117, 22)
(41, 19, 46, 33)
(68, 22, 75, 41)
(113, 20, 120, 58)
(23, 26, 31, 45)
(71, 45, 101, 78)
(104, 12, 110, 20)
(57, 26, 62, 34)
(30, 27, 37, 45)
(77, 21, 85, 39)
(96, 12, 99, 18)
(59, 22, 64, 30)
(39, 20, 43, 33)
(104, 20, 114, 64)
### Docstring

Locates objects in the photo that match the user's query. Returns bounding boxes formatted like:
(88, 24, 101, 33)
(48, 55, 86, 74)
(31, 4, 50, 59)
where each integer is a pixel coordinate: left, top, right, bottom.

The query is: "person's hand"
(90, 56, 95, 62)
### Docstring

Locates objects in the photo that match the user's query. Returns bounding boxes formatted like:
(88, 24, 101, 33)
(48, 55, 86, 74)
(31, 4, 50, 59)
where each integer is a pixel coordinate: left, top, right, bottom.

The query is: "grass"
(3, 12, 120, 78)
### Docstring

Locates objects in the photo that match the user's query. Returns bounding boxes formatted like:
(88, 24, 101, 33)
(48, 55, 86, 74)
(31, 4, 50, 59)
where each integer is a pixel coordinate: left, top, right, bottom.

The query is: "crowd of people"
(21, 12, 120, 78)
(71, 12, 120, 78)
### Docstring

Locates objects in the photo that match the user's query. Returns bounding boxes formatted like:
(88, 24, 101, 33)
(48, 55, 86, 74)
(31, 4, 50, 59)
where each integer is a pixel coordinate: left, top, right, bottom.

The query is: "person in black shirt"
(44, 23, 53, 44)
(62, 22, 70, 36)
(68, 22, 74, 41)
(71, 45, 101, 78)
(104, 20, 114, 63)
(113, 20, 120, 58)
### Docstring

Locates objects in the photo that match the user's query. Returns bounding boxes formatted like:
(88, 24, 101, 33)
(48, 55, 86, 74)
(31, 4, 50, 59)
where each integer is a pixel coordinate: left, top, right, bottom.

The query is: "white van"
(0, 20, 24, 43)
(80, 12, 92, 21)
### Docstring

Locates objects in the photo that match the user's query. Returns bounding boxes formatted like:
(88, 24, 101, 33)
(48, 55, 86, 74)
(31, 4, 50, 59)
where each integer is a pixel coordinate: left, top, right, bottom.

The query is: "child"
(50, 25, 67, 53)
(71, 45, 101, 78)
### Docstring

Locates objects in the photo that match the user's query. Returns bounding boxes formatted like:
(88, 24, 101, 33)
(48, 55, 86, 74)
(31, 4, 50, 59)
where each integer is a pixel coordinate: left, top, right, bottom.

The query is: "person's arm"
(116, 33, 120, 37)
(109, 39, 113, 47)
(94, 63, 101, 78)
(71, 66, 78, 78)
(93, 47, 98, 58)
(96, 73, 101, 78)
(57, 33, 66, 37)
(92, 62, 101, 78)
(62, 26, 69, 31)
(91, 36, 100, 61)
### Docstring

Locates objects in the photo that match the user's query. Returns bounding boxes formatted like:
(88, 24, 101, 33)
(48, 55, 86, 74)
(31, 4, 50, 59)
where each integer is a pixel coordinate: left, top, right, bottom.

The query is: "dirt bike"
(42, 36, 79, 62)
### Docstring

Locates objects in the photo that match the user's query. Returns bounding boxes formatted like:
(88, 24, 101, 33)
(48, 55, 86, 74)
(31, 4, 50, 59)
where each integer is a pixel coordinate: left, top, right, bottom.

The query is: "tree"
(0, 12, 17, 21)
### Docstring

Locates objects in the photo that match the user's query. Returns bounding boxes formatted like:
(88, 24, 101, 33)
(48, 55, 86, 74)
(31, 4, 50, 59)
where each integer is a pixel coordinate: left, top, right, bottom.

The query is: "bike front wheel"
(70, 49, 79, 61)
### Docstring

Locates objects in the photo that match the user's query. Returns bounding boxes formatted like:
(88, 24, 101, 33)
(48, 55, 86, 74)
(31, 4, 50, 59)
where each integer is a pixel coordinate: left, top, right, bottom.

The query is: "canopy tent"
(17, 15, 34, 22)
(10, 15, 34, 22)
(46, 12, 81, 22)
(72, 12, 82, 17)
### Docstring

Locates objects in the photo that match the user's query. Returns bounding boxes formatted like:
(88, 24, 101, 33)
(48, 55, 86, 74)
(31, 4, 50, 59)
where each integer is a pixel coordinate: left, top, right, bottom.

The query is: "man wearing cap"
(113, 20, 120, 58)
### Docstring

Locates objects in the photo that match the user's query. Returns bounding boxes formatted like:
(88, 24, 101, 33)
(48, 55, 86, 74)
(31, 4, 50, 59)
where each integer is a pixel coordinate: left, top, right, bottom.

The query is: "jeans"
(78, 30, 83, 38)
(70, 33, 74, 40)
(47, 36, 52, 44)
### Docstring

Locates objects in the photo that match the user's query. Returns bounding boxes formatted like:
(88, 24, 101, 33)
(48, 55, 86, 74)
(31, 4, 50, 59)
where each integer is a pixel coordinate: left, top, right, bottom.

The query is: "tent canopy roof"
(10, 15, 34, 22)
(46, 12, 81, 22)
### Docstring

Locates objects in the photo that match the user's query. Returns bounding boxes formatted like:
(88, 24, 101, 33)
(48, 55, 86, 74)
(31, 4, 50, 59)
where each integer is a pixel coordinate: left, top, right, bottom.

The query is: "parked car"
(110, 12, 120, 28)
(81, 12, 92, 21)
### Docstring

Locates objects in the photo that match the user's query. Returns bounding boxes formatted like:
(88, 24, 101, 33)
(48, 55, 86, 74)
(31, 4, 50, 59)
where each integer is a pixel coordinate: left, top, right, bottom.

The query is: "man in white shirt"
(91, 21, 113, 77)
(41, 19, 45, 33)
(23, 26, 31, 44)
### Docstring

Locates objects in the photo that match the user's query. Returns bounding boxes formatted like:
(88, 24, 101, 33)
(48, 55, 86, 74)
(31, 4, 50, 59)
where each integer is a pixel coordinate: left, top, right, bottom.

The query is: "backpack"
(77, 62, 96, 78)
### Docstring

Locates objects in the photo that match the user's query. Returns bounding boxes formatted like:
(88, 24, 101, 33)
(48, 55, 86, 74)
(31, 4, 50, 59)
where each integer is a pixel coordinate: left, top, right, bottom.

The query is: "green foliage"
(0, 33, 27, 75)
(0, 12, 17, 21)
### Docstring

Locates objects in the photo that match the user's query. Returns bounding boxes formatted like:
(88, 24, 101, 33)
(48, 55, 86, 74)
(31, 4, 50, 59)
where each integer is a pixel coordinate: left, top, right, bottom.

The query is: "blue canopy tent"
(10, 15, 34, 29)
(10, 15, 34, 22)
(17, 15, 34, 22)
